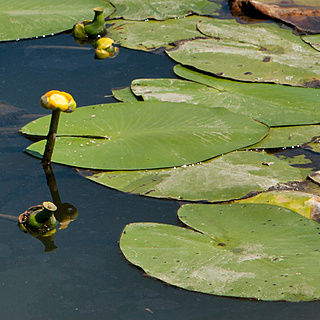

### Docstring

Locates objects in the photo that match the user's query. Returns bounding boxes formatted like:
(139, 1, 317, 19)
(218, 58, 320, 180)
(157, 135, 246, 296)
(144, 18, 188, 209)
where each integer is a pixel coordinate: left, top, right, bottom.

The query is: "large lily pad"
(21, 101, 268, 170)
(167, 19, 320, 87)
(0, 0, 114, 41)
(120, 203, 320, 301)
(82, 151, 308, 202)
(132, 74, 320, 127)
(107, 16, 210, 51)
(109, 0, 221, 20)
(239, 190, 320, 221)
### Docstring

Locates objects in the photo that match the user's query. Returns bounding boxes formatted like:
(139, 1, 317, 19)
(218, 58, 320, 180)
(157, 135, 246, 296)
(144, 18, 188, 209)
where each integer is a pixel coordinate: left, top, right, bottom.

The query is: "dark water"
(0, 33, 320, 320)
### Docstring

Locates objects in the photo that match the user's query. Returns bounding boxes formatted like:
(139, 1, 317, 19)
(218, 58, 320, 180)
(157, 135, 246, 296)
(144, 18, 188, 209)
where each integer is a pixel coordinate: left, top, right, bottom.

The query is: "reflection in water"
(0, 163, 78, 252)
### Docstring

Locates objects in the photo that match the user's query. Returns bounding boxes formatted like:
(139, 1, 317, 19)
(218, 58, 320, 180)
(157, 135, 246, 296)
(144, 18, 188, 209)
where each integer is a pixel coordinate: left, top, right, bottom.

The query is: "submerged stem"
(42, 110, 61, 168)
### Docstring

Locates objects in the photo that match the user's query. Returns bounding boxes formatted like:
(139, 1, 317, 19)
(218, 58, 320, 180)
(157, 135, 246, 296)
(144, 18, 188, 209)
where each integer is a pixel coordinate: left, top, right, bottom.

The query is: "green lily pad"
(21, 101, 268, 170)
(112, 87, 140, 102)
(301, 34, 320, 52)
(109, 0, 221, 20)
(167, 19, 320, 87)
(0, 0, 114, 41)
(107, 16, 211, 51)
(132, 74, 320, 127)
(82, 151, 308, 202)
(131, 78, 219, 103)
(239, 190, 320, 221)
(120, 203, 320, 301)
(247, 125, 320, 149)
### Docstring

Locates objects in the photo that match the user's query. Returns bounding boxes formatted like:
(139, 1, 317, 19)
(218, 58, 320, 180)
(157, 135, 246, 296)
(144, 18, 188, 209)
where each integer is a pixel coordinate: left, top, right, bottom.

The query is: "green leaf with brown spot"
(167, 20, 320, 87)
(82, 151, 309, 202)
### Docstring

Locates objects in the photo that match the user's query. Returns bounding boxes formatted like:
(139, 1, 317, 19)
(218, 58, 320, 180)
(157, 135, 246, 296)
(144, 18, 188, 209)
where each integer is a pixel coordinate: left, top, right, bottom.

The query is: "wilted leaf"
(21, 101, 268, 170)
(0, 0, 114, 41)
(120, 203, 320, 301)
(167, 20, 320, 87)
(82, 151, 308, 202)
(230, 0, 320, 33)
(239, 190, 320, 221)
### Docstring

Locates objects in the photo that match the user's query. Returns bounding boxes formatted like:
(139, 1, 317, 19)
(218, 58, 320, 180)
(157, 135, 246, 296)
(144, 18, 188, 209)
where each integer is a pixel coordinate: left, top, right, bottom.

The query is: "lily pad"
(120, 203, 320, 301)
(112, 87, 140, 102)
(301, 34, 320, 52)
(21, 101, 268, 170)
(0, 0, 114, 41)
(109, 0, 221, 20)
(82, 151, 308, 202)
(238, 190, 320, 221)
(107, 16, 210, 51)
(247, 125, 320, 149)
(132, 73, 320, 126)
(167, 19, 320, 87)
(131, 78, 219, 103)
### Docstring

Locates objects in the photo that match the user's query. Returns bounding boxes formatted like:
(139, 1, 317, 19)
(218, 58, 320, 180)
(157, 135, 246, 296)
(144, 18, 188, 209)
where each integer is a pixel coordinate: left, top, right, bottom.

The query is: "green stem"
(42, 110, 60, 168)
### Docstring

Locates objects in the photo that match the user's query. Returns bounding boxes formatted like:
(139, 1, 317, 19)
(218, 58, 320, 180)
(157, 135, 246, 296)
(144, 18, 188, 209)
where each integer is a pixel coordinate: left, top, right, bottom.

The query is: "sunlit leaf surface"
(21, 102, 268, 170)
(82, 151, 308, 202)
(107, 16, 210, 51)
(247, 125, 320, 149)
(0, 0, 114, 41)
(112, 87, 140, 102)
(167, 20, 320, 87)
(132, 71, 320, 126)
(120, 203, 320, 301)
(109, 0, 222, 20)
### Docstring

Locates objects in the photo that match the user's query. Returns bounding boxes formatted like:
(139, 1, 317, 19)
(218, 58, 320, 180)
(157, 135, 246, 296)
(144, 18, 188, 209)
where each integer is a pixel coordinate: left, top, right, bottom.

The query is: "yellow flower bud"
(40, 90, 76, 113)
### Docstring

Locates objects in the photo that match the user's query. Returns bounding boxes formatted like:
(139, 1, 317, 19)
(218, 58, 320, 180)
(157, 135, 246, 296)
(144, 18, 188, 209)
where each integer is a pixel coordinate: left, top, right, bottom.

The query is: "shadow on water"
(0, 33, 320, 319)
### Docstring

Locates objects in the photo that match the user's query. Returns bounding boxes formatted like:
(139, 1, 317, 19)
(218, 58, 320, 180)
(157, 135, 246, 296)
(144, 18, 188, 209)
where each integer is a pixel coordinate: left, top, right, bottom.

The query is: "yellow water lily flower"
(94, 38, 119, 59)
(40, 90, 76, 113)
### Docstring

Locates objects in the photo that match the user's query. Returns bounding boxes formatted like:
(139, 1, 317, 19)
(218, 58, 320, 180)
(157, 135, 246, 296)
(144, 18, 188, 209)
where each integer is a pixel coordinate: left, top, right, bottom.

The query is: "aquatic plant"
(40, 90, 76, 168)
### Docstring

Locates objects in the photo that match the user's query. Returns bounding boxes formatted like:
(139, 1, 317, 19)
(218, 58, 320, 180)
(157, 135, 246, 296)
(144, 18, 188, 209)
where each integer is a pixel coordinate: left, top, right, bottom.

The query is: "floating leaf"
(21, 101, 268, 170)
(301, 34, 320, 52)
(0, 0, 114, 41)
(112, 87, 140, 102)
(120, 203, 320, 301)
(107, 16, 210, 51)
(247, 125, 320, 149)
(132, 73, 320, 126)
(82, 151, 308, 202)
(167, 19, 320, 87)
(239, 190, 320, 221)
(109, 0, 221, 20)
(131, 78, 219, 103)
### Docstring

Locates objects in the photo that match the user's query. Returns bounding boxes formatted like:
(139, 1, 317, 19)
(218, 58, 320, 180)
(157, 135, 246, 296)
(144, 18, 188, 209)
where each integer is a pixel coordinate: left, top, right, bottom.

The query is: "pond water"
(1, 33, 320, 319)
